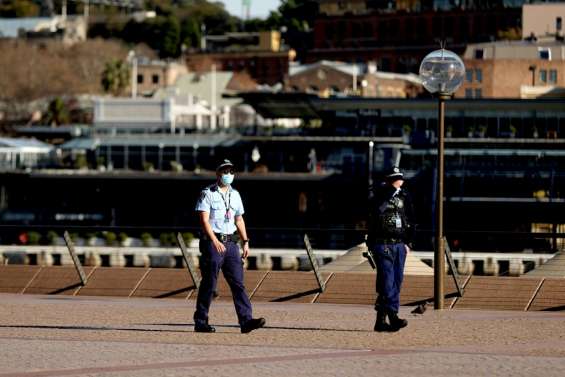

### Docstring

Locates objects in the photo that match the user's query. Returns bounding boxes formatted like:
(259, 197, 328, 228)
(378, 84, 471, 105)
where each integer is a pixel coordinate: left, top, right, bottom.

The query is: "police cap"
(385, 166, 404, 180)
(216, 159, 235, 172)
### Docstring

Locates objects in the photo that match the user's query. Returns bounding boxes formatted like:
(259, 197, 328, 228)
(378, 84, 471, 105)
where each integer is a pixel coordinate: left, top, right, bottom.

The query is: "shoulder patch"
(198, 190, 209, 204)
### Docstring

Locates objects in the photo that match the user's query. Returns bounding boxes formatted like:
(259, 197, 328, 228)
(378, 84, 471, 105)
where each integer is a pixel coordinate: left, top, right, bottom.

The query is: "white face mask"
(221, 173, 234, 185)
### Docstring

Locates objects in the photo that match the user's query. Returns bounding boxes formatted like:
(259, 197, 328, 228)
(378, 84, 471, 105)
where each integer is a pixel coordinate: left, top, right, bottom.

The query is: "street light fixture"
(419, 49, 465, 310)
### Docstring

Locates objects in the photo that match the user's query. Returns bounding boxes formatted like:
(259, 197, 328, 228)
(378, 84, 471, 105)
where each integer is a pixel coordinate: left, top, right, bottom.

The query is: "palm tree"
(101, 59, 130, 96)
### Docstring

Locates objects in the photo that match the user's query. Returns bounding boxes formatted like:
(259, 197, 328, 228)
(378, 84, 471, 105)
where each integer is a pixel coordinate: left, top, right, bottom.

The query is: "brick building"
(459, 40, 565, 98)
(308, 5, 521, 72)
(135, 59, 188, 97)
(286, 60, 422, 98)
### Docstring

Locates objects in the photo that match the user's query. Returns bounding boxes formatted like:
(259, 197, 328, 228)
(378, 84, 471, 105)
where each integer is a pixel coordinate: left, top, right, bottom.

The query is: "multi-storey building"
(459, 40, 565, 98)
(309, 6, 521, 72)
(185, 31, 295, 86)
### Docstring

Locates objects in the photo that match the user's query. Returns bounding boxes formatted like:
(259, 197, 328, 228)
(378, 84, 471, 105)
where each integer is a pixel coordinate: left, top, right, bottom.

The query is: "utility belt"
(201, 232, 240, 243)
(373, 238, 404, 245)
(369, 237, 406, 245)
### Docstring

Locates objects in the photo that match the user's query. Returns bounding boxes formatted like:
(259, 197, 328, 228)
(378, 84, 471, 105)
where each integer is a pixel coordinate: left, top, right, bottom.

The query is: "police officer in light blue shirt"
(193, 159, 266, 334)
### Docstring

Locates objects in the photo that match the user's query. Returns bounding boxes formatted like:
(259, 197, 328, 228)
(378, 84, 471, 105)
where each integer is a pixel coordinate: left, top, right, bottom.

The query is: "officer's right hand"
(212, 239, 226, 254)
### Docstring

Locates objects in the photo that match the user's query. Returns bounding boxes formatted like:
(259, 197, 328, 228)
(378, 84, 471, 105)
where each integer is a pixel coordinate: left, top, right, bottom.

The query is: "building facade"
(459, 40, 565, 98)
(308, 7, 521, 72)
(286, 60, 422, 98)
(522, 3, 565, 40)
(135, 59, 187, 97)
(186, 31, 294, 86)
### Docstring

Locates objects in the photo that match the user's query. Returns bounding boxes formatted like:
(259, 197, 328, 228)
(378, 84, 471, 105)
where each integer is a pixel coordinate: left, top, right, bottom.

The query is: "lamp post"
(419, 49, 465, 310)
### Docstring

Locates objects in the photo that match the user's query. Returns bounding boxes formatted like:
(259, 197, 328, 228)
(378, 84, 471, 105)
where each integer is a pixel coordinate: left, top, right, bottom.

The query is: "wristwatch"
(242, 239, 249, 244)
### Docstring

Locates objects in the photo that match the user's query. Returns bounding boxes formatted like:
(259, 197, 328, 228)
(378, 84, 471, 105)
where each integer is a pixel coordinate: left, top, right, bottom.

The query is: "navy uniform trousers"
(194, 239, 253, 327)
(373, 243, 407, 313)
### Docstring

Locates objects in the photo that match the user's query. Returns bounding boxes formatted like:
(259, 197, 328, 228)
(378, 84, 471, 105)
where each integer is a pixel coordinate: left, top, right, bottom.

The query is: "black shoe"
(194, 323, 216, 333)
(241, 317, 266, 334)
(387, 311, 408, 332)
(374, 311, 391, 332)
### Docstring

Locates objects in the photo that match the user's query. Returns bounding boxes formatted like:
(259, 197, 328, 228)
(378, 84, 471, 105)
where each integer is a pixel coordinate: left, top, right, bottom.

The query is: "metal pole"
(435, 94, 447, 310)
(132, 57, 138, 98)
(368, 141, 374, 188)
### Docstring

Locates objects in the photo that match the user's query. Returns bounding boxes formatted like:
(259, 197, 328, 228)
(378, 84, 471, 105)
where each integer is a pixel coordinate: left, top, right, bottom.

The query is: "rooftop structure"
(0, 16, 86, 44)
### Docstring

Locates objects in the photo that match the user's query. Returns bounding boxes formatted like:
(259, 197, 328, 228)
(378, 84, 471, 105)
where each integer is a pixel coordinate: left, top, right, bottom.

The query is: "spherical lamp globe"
(419, 49, 465, 95)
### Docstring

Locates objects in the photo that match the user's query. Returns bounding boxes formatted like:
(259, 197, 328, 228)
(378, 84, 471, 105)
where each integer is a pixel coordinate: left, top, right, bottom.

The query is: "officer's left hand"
(242, 243, 250, 259)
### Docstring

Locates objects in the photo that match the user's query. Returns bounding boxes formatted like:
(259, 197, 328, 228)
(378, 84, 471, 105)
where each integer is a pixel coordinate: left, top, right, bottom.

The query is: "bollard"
(109, 252, 126, 267)
(85, 252, 101, 266)
(279, 255, 299, 270)
(133, 252, 150, 267)
(483, 257, 500, 276)
(37, 250, 54, 266)
(457, 257, 475, 275)
(508, 259, 525, 276)
(149, 254, 176, 268)
(255, 253, 273, 270)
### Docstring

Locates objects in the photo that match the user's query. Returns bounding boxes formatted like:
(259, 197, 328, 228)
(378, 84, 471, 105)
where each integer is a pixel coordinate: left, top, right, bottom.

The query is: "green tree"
(159, 16, 181, 58)
(278, 0, 318, 33)
(180, 18, 201, 49)
(101, 59, 130, 96)
(44, 97, 70, 126)
(0, 0, 39, 17)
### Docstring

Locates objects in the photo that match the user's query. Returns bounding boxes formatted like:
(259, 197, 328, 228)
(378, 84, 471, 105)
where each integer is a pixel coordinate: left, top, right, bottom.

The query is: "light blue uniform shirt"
(195, 184, 245, 234)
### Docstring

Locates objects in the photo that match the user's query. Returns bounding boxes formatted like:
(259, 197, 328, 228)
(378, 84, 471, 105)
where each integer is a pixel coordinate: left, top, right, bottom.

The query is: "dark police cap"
(216, 159, 235, 171)
(385, 166, 404, 180)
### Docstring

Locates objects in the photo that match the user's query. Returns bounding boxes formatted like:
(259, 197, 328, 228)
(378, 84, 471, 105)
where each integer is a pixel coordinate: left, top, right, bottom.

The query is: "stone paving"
(1, 293, 565, 376)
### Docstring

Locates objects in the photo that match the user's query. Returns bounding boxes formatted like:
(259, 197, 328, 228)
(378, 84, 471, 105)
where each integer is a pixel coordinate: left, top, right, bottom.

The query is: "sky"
(218, 0, 281, 19)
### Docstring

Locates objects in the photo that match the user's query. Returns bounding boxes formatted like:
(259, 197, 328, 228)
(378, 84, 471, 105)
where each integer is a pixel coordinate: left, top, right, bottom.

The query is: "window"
(474, 88, 482, 98)
(474, 49, 484, 59)
(539, 48, 551, 60)
(152, 75, 160, 84)
(540, 70, 547, 83)
(466, 70, 473, 83)
(465, 88, 473, 98)
(549, 70, 558, 84)
(557, 17, 562, 32)
(475, 69, 482, 83)
(137, 74, 144, 84)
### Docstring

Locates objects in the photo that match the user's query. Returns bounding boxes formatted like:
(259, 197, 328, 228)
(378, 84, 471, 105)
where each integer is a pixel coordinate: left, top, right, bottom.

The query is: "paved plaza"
(0, 293, 565, 377)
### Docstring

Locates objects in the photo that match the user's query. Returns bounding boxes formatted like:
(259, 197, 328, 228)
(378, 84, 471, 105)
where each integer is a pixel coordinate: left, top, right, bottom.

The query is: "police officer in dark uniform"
(193, 159, 266, 334)
(367, 166, 415, 332)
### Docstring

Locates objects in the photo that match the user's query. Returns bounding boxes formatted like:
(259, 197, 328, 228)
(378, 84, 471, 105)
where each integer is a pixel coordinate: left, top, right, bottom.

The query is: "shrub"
(104, 231, 117, 246)
(159, 232, 175, 247)
(27, 231, 41, 245)
(47, 231, 59, 246)
(140, 232, 153, 247)
(182, 232, 194, 246)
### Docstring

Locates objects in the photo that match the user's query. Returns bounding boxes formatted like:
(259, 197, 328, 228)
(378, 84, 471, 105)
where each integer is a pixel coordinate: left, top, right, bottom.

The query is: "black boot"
(194, 323, 216, 333)
(241, 317, 266, 334)
(374, 311, 390, 332)
(387, 311, 408, 332)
